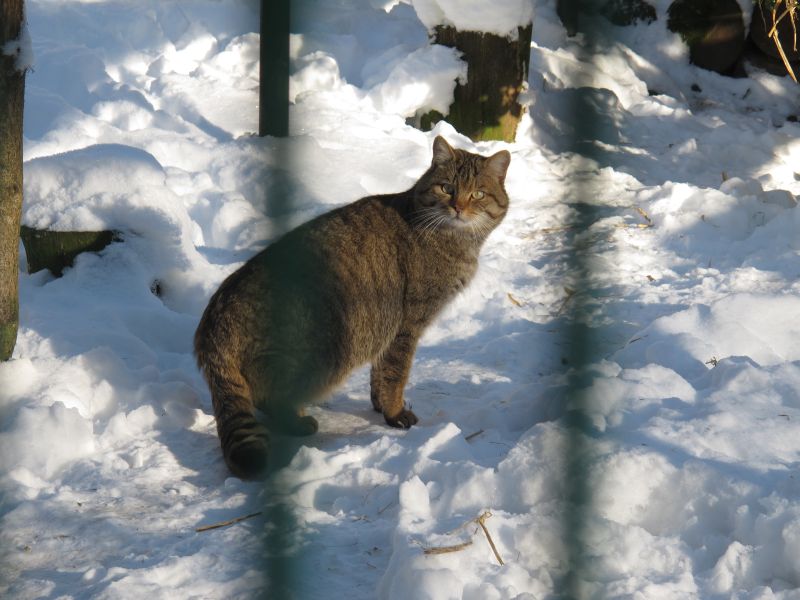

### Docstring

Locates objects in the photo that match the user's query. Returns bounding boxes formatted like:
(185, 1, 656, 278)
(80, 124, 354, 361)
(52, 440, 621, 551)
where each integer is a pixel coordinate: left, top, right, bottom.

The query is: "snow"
(2, 20, 34, 74)
(3, 0, 800, 598)
(410, 0, 533, 37)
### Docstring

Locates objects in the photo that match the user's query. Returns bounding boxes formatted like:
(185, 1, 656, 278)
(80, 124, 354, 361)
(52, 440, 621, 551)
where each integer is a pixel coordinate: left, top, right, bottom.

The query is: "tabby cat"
(194, 136, 511, 478)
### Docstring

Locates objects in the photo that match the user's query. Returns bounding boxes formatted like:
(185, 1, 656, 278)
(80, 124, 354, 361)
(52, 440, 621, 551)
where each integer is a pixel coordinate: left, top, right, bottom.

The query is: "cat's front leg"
(372, 331, 420, 428)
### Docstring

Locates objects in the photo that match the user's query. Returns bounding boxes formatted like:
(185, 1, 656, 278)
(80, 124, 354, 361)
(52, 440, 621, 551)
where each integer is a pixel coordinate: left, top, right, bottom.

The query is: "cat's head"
(413, 136, 510, 237)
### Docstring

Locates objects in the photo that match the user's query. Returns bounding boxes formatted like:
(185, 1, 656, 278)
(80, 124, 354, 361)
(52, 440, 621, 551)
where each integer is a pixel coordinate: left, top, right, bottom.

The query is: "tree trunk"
(259, 0, 289, 137)
(433, 23, 532, 143)
(0, 0, 26, 361)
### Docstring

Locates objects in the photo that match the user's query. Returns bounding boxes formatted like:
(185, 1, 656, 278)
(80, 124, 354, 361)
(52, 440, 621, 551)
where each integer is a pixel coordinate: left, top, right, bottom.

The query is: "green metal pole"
(260, 0, 299, 597)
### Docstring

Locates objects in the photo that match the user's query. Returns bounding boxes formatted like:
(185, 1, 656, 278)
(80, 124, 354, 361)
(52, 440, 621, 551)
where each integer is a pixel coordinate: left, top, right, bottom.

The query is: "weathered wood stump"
(20, 226, 116, 276)
(430, 23, 533, 143)
(667, 0, 745, 75)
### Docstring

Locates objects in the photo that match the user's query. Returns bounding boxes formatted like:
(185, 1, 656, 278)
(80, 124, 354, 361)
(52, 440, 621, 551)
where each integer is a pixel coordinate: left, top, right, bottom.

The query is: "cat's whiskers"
(467, 214, 495, 243)
(410, 210, 436, 238)
(411, 207, 449, 243)
(424, 215, 449, 243)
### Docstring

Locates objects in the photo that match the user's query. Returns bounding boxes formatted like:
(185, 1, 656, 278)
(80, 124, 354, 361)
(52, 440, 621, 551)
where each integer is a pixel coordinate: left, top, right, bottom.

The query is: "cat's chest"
(407, 247, 478, 305)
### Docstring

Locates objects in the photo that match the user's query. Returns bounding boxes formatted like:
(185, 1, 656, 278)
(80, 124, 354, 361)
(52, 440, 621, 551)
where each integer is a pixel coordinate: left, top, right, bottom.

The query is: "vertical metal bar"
(260, 0, 289, 138)
(259, 0, 298, 597)
(559, 2, 607, 597)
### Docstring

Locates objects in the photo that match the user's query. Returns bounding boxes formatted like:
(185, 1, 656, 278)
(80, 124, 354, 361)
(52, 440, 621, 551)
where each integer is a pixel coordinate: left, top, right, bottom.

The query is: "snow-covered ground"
(3, 0, 800, 597)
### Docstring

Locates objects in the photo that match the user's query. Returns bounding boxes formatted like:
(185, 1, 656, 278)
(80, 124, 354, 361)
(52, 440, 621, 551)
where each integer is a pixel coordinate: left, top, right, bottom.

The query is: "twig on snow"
(422, 540, 474, 555)
(475, 511, 505, 566)
(464, 429, 484, 442)
(195, 511, 262, 533)
(421, 511, 505, 566)
(507, 292, 524, 307)
(556, 287, 577, 316)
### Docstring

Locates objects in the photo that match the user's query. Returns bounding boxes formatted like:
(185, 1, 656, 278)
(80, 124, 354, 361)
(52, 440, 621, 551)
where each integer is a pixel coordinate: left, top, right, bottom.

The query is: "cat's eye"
(471, 190, 485, 200)
(436, 183, 454, 196)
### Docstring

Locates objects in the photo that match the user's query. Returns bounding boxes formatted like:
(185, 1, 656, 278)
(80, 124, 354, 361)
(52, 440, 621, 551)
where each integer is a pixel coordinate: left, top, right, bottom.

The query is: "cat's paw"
(294, 415, 319, 435)
(384, 409, 419, 429)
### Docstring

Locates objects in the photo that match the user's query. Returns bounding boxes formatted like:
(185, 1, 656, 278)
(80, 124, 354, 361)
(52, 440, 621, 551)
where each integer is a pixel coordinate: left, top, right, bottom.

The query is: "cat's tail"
(214, 396, 270, 479)
(196, 348, 270, 479)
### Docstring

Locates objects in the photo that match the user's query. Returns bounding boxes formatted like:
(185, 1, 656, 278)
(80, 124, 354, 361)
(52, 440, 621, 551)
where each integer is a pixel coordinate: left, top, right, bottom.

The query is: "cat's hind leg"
(249, 357, 322, 437)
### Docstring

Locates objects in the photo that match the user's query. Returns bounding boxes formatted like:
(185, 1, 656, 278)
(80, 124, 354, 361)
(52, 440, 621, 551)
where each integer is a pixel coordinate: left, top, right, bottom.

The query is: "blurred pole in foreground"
(259, 0, 298, 597)
(557, 1, 607, 597)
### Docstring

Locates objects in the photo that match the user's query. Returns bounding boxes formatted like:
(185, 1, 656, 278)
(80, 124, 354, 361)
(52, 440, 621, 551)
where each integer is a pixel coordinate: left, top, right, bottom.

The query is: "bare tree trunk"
(433, 23, 532, 143)
(0, 0, 26, 361)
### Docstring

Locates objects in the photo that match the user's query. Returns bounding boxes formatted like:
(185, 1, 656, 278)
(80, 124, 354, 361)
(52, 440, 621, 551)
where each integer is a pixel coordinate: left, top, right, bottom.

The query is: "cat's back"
(264, 192, 415, 287)
(283, 192, 413, 252)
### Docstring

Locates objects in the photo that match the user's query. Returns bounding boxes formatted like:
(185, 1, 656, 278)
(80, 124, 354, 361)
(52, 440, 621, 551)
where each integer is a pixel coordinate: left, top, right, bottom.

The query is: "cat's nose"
(450, 198, 467, 214)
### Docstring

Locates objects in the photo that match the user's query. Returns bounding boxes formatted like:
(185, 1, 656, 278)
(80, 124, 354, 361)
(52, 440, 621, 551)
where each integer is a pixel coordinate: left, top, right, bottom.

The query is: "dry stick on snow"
(617, 207, 653, 230)
(422, 540, 474, 555)
(475, 511, 505, 566)
(507, 292, 524, 307)
(377, 501, 395, 515)
(556, 287, 577, 316)
(465, 429, 484, 442)
(635, 206, 653, 227)
(195, 511, 263, 533)
(422, 511, 505, 565)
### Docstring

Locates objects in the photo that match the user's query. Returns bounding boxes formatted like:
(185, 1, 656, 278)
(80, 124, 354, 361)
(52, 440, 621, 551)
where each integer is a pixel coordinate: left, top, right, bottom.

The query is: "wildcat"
(194, 136, 510, 478)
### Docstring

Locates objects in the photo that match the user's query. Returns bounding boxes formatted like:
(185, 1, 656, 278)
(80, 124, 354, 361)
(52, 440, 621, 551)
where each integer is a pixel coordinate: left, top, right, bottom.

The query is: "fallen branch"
(195, 511, 262, 533)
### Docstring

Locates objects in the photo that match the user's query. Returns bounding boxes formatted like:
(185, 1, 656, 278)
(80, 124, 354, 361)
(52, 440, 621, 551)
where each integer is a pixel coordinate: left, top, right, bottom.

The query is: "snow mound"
(615, 294, 800, 377)
(23, 144, 186, 236)
(367, 44, 466, 117)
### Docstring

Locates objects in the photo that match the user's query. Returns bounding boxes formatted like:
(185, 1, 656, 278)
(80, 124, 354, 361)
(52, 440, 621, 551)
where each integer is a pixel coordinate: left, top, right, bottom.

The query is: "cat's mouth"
(448, 211, 474, 227)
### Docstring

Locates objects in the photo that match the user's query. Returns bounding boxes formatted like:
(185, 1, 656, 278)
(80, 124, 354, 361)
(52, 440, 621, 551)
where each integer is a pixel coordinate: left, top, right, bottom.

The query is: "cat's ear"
(485, 150, 511, 184)
(432, 136, 456, 165)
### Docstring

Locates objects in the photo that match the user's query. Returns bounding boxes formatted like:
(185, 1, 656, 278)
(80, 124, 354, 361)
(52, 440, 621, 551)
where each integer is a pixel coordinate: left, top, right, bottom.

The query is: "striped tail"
(213, 396, 270, 479)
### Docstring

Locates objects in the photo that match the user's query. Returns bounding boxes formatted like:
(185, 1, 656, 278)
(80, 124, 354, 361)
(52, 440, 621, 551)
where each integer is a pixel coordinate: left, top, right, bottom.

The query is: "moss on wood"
(432, 24, 533, 143)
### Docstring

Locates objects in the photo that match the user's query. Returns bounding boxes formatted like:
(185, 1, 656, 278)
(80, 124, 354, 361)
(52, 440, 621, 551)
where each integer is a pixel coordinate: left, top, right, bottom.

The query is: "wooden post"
(432, 23, 532, 143)
(0, 0, 26, 361)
